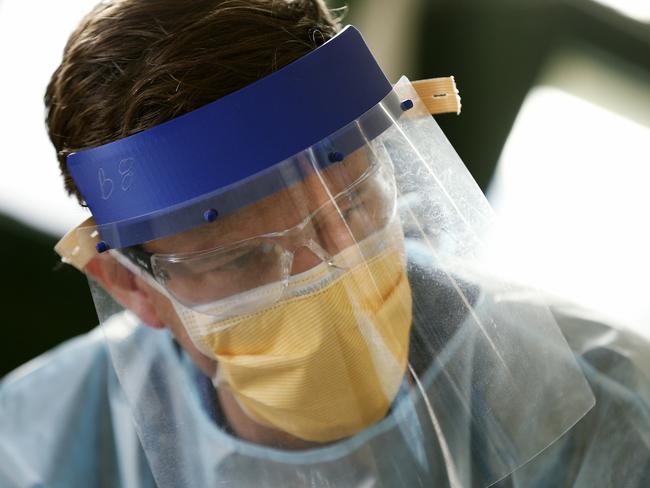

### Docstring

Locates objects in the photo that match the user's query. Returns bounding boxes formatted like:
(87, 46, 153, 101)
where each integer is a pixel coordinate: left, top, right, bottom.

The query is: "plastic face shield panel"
(61, 30, 594, 488)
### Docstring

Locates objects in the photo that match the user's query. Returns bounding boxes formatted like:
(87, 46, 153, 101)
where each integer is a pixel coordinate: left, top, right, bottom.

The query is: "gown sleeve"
(494, 304, 650, 488)
(0, 324, 156, 488)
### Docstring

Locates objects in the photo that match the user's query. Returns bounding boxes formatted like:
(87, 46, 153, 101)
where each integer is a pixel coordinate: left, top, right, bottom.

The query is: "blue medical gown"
(0, 326, 155, 487)
(1, 305, 649, 487)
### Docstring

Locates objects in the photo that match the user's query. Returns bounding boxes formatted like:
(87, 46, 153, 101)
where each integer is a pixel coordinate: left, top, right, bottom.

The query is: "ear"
(85, 253, 165, 329)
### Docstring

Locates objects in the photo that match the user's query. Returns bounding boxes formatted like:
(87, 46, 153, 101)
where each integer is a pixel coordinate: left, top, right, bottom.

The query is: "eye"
(219, 243, 277, 272)
(219, 248, 256, 271)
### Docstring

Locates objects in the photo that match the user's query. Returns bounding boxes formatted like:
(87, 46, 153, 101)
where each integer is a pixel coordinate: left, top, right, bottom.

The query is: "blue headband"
(68, 26, 407, 248)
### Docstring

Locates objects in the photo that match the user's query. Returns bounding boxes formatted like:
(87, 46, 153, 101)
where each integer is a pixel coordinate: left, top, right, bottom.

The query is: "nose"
(315, 205, 357, 256)
(287, 214, 357, 276)
(286, 158, 358, 274)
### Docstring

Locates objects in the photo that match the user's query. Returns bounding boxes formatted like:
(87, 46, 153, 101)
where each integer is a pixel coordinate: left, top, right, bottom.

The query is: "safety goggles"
(120, 150, 397, 314)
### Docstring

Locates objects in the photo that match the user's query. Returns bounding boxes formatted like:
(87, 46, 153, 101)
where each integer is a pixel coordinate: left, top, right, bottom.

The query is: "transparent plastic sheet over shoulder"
(80, 79, 595, 488)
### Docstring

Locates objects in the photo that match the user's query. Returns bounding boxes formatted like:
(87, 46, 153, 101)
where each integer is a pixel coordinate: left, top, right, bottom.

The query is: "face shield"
(55, 26, 594, 488)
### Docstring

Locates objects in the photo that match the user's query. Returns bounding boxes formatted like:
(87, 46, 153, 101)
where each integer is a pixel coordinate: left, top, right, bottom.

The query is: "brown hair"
(45, 0, 341, 204)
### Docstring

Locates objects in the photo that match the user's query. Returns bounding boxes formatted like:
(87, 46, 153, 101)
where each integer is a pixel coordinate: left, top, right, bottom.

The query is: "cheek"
(150, 292, 217, 378)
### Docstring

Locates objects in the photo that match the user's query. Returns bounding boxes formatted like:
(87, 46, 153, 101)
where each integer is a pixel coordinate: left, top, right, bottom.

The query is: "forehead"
(144, 149, 372, 255)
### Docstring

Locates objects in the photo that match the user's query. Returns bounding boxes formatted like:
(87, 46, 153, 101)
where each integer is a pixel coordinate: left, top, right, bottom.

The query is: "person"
(1, 1, 648, 487)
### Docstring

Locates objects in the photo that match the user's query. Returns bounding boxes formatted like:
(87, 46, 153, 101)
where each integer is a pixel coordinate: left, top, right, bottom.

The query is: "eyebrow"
(121, 245, 155, 276)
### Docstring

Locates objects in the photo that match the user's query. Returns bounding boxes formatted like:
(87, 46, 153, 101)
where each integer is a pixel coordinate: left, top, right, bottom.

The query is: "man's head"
(45, 0, 340, 204)
(47, 0, 417, 450)
(46, 1, 346, 445)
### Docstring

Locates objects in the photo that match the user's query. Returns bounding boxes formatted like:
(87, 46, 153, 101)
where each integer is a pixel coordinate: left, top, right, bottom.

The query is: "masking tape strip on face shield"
(55, 25, 593, 488)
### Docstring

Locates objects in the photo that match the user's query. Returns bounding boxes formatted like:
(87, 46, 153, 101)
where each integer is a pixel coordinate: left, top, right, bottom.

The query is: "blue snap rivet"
(95, 241, 109, 253)
(328, 151, 344, 163)
(400, 99, 414, 111)
(203, 208, 219, 222)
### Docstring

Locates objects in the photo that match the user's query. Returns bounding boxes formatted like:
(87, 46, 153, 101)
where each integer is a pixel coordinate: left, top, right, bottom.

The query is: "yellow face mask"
(176, 227, 413, 443)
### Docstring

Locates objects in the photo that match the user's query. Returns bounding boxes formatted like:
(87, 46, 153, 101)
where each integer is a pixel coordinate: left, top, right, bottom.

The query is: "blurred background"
(0, 0, 648, 376)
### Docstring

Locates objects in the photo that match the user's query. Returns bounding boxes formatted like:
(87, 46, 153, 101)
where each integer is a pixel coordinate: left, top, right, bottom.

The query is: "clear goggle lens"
(148, 156, 397, 312)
